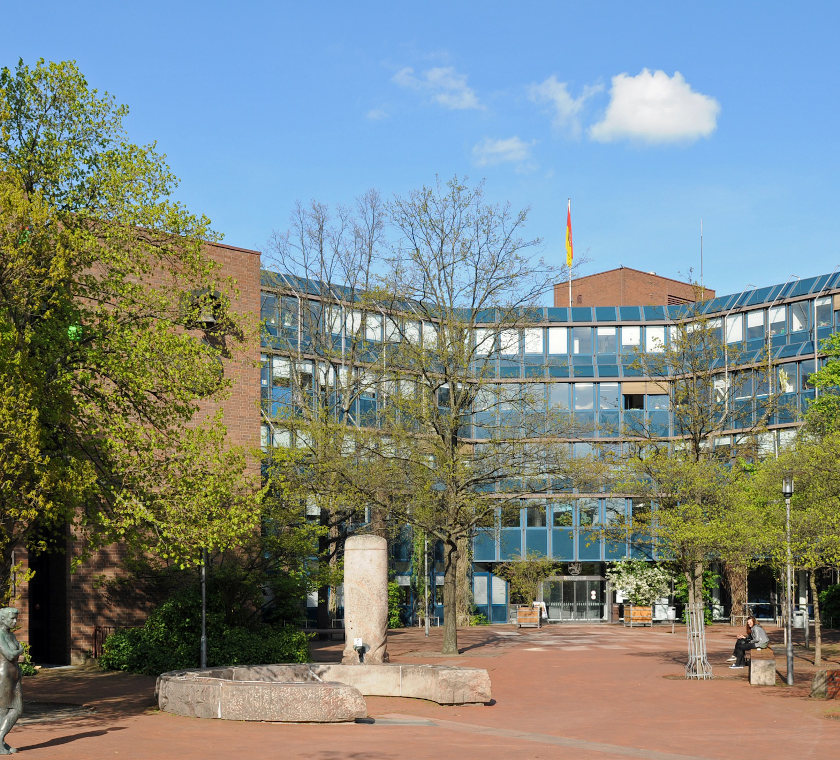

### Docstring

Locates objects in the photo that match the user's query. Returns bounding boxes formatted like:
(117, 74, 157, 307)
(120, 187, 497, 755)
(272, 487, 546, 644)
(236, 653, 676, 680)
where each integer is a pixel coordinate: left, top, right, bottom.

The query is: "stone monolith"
(341, 535, 389, 664)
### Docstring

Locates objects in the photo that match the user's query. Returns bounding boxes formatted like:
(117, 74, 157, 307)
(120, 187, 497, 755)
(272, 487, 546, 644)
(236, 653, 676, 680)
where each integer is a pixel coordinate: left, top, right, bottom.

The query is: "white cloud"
(589, 69, 720, 143)
(472, 136, 535, 168)
(529, 76, 602, 136)
(366, 108, 388, 121)
(392, 66, 482, 110)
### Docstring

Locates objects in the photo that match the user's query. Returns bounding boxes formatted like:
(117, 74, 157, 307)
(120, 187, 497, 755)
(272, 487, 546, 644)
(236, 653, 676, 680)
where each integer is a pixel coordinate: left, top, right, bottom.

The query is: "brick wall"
(60, 240, 262, 663)
(554, 267, 714, 308)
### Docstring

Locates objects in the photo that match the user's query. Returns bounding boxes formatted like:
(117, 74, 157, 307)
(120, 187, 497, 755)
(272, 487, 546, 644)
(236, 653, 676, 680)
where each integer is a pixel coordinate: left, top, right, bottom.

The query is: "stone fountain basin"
(157, 663, 491, 722)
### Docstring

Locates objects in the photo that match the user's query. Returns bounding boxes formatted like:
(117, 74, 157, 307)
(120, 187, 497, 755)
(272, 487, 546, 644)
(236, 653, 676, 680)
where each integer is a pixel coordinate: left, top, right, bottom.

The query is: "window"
(549, 383, 570, 409)
(790, 301, 809, 333)
(260, 293, 277, 327)
(769, 306, 786, 336)
(573, 383, 594, 410)
(523, 328, 544, 354)
(621, 326, 641, 350)
(777, 366, 793, 394)
(604, 499, 626, 525)
(577, 499, 599, 526)
(572, 327, 593, 354)
(599, 383, 619, 410)
(548, 327, 567, 355)
(499, 329, 519, 356)
(816, 297, 832, 328)
(725, 314, 743, 343)
(645, 326, 665, 353)
(596, 327, 617, 354)
(526, 504, 547, 527)
(552, 503, 573, 527)
(623, 393, 644, 410)
(734, 371, 753, 400)
(474, 327, 494, 354)
(501, 508, 521, 527)
(365, 313, 382, 341)
(746, 310, 765, 340)
(647, 394, 669, 411)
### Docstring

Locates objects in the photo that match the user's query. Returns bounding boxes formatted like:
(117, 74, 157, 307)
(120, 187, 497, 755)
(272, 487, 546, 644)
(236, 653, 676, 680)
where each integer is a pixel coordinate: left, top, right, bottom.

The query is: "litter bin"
(666, 606, 677, 621)
(792, 609, 806, 629)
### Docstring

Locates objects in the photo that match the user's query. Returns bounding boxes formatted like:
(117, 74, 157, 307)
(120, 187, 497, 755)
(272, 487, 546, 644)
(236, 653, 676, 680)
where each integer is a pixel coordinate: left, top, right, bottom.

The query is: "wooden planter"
(516, 605, 541, 628)
(625, 605, 652, 627)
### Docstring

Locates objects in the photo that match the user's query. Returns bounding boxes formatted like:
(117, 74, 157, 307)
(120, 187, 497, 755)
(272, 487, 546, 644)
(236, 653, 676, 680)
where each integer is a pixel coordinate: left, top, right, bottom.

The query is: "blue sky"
(8, 1, 840, 298)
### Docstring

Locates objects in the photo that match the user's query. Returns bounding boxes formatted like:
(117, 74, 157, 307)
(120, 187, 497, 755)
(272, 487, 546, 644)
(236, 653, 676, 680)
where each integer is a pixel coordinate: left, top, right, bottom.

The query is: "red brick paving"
(15, 623, 840, 759)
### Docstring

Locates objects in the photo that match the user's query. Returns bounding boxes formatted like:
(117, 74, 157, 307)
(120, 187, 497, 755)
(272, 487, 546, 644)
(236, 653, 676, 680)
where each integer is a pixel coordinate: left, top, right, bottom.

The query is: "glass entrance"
(541, 577, 605, 621)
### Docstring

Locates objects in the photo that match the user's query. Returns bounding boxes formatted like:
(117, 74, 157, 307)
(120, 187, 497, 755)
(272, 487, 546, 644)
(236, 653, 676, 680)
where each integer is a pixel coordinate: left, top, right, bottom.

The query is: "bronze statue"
(0, 608, 23, 754)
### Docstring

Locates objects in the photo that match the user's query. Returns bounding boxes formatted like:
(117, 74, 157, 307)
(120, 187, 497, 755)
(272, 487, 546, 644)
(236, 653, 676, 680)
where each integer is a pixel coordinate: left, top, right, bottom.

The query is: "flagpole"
(567, 198, 572, 311)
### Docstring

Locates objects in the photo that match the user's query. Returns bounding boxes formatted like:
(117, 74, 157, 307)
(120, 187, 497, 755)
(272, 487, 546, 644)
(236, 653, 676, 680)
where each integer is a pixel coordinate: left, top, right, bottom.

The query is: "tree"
(620, 310, 777, 611)
(267, 178, 581, 654)
(0, 58, 260, 596)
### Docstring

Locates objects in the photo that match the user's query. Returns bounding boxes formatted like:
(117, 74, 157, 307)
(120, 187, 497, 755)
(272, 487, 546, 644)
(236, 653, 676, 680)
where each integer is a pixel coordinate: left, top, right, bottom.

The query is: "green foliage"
(496, 551, 558, 605)
(674, 569, 719, 624)
(19, 641, 36, 677)
(819, 584, 840, 628)
(469, 606, 489, 626)
(606, 559, 673, 606)
(0, 58, 261, 593)
(387, 581, 403, 628)
(98, 584, 311, 676)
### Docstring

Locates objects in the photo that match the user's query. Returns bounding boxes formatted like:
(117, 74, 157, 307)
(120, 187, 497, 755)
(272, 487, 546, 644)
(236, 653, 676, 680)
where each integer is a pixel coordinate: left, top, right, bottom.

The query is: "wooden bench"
(517, 606, 541, 628)
(749, 647, 776, 686)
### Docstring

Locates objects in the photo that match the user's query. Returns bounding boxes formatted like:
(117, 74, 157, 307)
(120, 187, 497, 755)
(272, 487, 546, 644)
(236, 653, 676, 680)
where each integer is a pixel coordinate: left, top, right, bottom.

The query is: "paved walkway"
(14, 623, 840, 759)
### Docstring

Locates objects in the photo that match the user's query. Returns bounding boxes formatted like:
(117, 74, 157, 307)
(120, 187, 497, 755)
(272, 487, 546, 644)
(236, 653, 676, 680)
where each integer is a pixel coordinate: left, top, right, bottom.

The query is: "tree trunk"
(724, 561, 748, 625)
(441, 537, 459, 655)
(456, 534, 471, 627)
(687, 561, 704, 610)
(810, 571, 822, 666)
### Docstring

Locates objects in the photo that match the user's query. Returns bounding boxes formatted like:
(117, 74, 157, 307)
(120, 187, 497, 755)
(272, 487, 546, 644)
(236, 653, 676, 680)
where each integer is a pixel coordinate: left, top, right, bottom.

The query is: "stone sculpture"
(0, 607, 23, 755)
(341, 535, 389, 664)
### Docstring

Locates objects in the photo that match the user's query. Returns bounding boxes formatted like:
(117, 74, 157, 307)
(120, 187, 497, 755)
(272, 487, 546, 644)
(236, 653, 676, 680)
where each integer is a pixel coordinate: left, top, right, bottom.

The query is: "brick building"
(20, 241, 262, 664)
(554, 266, 714, 308)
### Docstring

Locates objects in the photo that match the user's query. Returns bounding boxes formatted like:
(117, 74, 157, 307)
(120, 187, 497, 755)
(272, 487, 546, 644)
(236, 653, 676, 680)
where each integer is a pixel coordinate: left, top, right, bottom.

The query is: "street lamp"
(782, 474, 794, 686)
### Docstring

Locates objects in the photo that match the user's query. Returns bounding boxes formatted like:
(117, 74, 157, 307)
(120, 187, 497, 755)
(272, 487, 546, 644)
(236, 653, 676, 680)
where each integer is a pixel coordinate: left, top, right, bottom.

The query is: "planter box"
(516, 606, 541, 628)
(625, 605, 652, 627)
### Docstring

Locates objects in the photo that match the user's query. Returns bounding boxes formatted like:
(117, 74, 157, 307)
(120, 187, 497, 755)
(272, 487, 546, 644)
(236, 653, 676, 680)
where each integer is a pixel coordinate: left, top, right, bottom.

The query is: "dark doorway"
(28, 534, 70, 664)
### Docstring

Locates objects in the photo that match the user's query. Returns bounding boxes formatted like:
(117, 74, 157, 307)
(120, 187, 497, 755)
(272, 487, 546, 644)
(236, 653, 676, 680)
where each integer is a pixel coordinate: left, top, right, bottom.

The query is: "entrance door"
(541, 577, 605, 621)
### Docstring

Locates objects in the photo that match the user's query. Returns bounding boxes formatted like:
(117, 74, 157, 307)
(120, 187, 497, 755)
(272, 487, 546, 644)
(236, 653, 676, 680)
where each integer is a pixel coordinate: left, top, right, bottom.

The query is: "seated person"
(729, 615, 769, 668)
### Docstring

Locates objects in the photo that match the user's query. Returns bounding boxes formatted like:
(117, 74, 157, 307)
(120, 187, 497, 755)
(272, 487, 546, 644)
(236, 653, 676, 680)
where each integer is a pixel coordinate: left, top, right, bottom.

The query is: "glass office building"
(260, 271, 840, 624)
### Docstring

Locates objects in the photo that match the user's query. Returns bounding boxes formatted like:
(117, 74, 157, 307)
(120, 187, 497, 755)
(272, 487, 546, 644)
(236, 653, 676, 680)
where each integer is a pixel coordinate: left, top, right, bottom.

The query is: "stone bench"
(157, 662, 492, 722)
(749, 647, 776, 686)
(157, 666, 366, 722)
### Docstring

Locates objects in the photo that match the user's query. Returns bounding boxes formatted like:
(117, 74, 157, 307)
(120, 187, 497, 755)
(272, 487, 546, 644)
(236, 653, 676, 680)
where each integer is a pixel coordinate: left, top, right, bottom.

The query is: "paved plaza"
(15, 623, 840, 760)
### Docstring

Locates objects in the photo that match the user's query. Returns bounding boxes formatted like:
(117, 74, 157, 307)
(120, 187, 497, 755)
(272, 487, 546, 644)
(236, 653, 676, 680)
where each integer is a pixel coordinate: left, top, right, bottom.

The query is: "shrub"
(99, 586, 310, 676)
(819, 584, 840, 628)
(387, 581, 403, 629)
(19, 642, 36, 677)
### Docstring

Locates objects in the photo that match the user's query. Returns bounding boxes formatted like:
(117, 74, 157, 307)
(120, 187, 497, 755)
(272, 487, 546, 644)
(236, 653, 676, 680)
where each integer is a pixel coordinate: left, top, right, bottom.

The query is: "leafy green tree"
(268, 178, 579, 654)
(621, 311, 776, 611)
(497, 551, 558, 606)
(0, 58, 260, 595)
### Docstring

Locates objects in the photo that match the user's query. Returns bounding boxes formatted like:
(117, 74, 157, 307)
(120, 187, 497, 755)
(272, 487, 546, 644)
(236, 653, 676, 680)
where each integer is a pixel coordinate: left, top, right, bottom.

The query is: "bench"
(749, 647, 776, 686)
(516, 606, 541, 628)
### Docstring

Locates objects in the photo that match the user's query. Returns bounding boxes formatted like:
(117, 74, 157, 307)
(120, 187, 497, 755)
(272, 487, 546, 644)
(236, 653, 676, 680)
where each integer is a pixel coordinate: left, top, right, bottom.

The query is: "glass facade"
(259, 270, 840, 622)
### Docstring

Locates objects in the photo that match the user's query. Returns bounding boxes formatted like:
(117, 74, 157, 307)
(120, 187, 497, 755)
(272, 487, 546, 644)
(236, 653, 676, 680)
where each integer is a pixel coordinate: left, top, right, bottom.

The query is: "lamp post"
(782, 474, 794, 686)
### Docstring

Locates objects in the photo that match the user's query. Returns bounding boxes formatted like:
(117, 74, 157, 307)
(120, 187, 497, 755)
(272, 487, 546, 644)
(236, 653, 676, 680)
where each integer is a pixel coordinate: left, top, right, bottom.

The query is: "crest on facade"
(567, 562, 582, 576)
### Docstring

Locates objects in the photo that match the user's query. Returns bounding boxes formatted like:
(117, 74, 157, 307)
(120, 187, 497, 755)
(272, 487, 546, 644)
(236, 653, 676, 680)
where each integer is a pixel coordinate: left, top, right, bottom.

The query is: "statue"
(0, 608, 23, 755)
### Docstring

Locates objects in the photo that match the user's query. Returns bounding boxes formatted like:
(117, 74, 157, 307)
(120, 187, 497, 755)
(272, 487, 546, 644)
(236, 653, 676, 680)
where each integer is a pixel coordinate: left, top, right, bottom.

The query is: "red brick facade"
(17, 241, 262, 664)
(554, 267, 714, 308)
